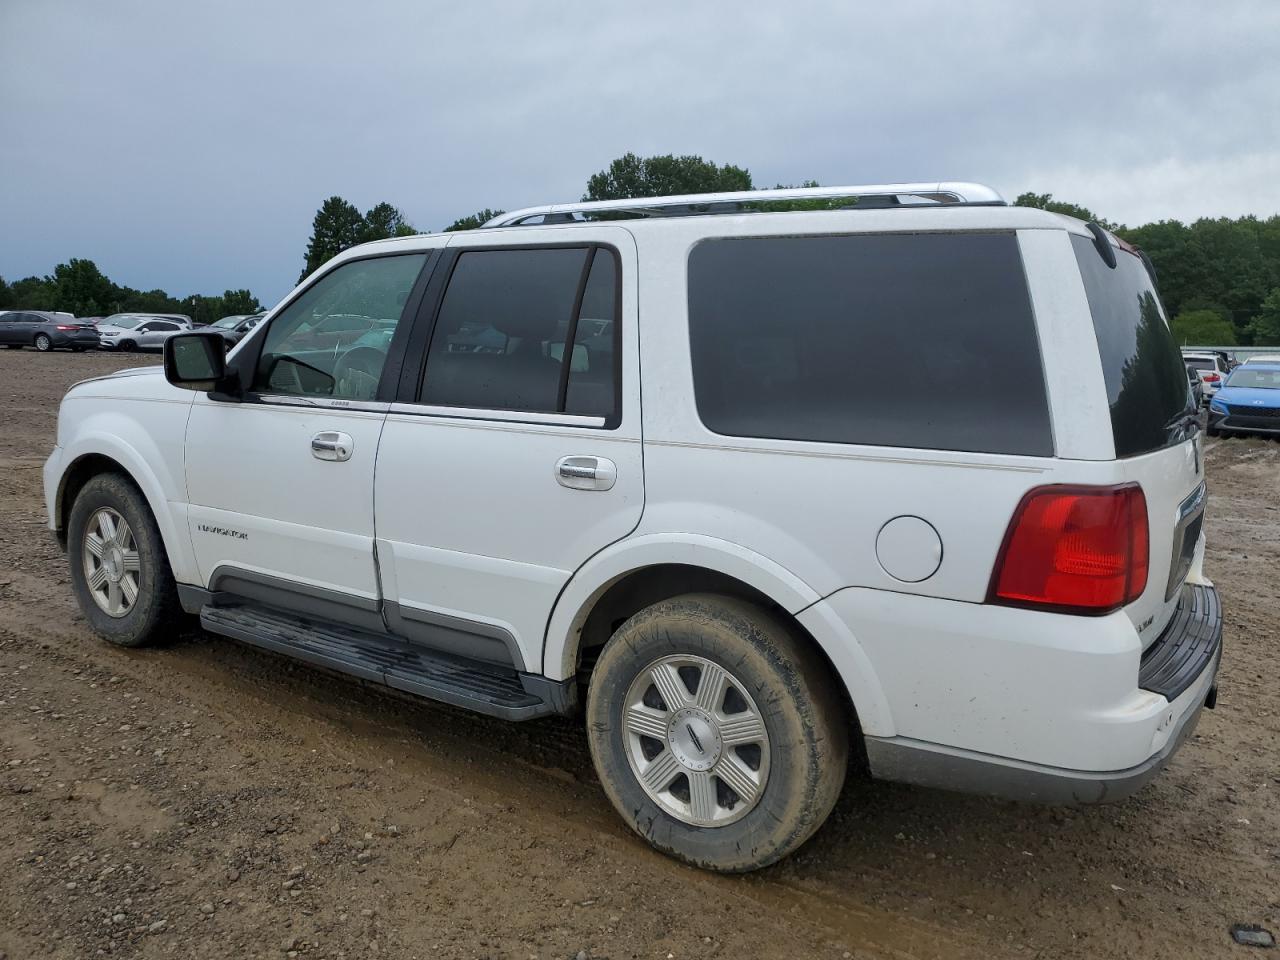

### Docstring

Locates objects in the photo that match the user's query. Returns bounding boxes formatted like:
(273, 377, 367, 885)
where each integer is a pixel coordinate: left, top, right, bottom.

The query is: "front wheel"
(34, 333, 52, 352)
(118, 339, 137, 353)
(586, 594, 849, 872)
(67, 474, 180, 646)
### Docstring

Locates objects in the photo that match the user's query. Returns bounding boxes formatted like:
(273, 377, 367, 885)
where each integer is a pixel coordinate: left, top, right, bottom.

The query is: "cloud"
(2, 0, 1277, 305)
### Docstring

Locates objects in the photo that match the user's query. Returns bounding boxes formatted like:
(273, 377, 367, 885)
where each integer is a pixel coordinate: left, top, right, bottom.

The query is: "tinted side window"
(421, 246, 619, 420)
(253, 253, 426, 401)
(1072, 235, 1191, 457)
(687, 233, 1052, 456)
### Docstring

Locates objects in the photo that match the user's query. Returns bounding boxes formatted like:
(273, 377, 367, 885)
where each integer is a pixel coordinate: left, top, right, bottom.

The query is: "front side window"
(253, 254, 426, 401)
(420, 246, 618, 420)
(687, 233, 1052, 456)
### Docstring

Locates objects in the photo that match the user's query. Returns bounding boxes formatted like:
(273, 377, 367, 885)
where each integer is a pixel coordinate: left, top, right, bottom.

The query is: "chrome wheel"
(34, 334, 52, 351)
(82, 507, 141, 618)
(622, 654, 770, 827)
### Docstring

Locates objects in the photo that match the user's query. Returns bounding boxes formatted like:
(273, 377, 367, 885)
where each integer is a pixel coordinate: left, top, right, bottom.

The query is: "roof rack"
(485, 181, 1005, 227)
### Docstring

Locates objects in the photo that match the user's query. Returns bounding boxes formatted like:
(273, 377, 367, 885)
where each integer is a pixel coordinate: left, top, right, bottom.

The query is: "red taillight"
(56, 324, 77, 331)
(989, 484, 1148, 615)
(1204, 373, 1221, 382)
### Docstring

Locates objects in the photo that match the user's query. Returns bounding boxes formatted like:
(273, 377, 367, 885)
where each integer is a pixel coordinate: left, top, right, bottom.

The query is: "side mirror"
(163, 332, 228, 392)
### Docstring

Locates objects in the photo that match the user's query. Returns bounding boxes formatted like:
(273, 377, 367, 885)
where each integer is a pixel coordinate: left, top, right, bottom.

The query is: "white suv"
(43, 182, 1222, 872)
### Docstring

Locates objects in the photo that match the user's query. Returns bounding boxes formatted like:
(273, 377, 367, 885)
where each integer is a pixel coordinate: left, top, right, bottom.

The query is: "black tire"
(586, 594, 849, 872)
(34, 333, 53, 352)
(67, 473, 180, 647)
(119, 339, 137, 353)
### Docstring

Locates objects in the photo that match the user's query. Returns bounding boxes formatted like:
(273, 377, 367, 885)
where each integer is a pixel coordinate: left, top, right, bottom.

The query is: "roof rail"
(485, 181, 1005, 227)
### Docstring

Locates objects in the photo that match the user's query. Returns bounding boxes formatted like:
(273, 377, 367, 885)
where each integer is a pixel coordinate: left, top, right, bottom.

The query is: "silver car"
(97, 315, 191, 352)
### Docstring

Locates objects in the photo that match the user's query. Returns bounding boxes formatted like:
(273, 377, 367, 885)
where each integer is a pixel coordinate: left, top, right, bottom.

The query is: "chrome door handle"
(311, 431, 354, 462)
(556, 455, 617, 491)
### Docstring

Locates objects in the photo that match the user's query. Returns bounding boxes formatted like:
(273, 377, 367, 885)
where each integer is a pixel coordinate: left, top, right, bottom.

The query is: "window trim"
(397, 241, 624, 430)
(220, 249, 438, 409)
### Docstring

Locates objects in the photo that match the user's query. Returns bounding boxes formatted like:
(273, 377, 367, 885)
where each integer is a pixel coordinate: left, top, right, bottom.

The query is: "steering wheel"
(332, 347, 385, 400)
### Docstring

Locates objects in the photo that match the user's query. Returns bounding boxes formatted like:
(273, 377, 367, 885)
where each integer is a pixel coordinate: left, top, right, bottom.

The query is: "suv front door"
(184, 251, 434, 625)
(373, 228, 643, 671)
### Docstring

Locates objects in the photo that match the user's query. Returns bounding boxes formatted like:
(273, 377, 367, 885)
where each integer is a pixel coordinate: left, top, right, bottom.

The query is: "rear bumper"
(50, 331, 100, 348)
(861, 584, 1222, 804)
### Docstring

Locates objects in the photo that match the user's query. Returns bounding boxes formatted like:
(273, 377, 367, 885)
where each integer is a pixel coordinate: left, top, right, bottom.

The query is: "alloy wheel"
(82, 507, 141, 618)
(622, 654, 771, 826)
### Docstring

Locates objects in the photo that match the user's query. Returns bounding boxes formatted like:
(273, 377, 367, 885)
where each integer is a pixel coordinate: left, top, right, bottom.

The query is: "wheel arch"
(53, 443, 197, 585)
(543, 535, 894, 738)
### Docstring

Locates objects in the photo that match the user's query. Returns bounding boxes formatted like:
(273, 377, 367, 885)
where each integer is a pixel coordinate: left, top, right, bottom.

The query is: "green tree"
(583, 153, 752, 201)
(1171, 309, 1237, 346)
(1014, 192, 1114, 229)
(10, 275, 55, 309)
(0, 276, 14, 310)
(299, 196, 367, 282)
(1250, 288, 1280, 345)
(362, 202, 417, 242)
(49, 258, 116, 316)
(444, 208, 506, 232)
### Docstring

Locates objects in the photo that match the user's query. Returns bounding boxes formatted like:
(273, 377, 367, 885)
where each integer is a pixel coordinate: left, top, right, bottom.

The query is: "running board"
(199, 603, 565, 721)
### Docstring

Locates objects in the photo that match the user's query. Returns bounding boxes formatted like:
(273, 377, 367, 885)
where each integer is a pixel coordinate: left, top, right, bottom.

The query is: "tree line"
(4, 153, 1278, 343)
(0, 259, 260, 326)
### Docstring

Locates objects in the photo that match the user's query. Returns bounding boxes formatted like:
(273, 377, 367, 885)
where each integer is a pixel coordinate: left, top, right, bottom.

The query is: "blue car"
(1207, 362, 1280, 437)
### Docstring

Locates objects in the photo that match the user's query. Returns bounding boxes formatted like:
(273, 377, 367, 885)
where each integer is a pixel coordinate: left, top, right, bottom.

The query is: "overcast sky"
(3, 0, 1278, 307)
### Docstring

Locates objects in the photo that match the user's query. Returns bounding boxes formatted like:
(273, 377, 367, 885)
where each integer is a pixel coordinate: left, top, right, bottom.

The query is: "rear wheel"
(586, 594, 849, 872)
(67, 474, 180, 647)
(34, 333, 52, 352)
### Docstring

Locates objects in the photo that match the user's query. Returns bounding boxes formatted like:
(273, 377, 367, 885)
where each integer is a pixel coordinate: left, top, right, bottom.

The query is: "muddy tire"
(118, 339, 137, 353)
(586, 593, 849, 872)
(67, 473, 180, 647)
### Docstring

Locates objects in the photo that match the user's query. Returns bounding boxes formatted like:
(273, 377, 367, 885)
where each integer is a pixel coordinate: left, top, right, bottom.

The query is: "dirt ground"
(0, 349, 1276, 960)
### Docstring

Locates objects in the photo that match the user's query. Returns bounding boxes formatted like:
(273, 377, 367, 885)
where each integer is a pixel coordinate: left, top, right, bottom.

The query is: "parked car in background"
(207, 313, 265, 347)
(1241, 354, 1280, 365)
(0, 310, 101, 352)
(100, 313, 193, 331)
(1186, 364, 1204, 407)
(44, 182, 1220, 873)
(97, 315, 190, 352)
(1182, 352, 1229, 402)
(1208, 362, 1280, 437)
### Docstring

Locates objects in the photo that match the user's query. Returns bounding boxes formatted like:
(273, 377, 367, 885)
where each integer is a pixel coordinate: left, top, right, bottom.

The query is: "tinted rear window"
(1072, 235, 1192, 457)
(687, 233, 1052, 456)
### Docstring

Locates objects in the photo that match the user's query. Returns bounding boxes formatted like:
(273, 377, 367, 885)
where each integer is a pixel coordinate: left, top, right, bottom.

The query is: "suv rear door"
(1071, 233, 1205, 643)
(373, 227, 642, 672)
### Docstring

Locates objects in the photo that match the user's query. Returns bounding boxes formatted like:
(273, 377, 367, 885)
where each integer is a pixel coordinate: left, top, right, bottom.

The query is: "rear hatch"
(1072, 232, 1204, 646)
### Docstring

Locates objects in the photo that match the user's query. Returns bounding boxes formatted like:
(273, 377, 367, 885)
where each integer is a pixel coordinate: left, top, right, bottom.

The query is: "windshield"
(1073, 236, 1192, 457)
(211, 316, 242, 328)
(106, 317, 143, 329)
(1184, 358, 1213, 371)
(1227, 367, 1280, 389)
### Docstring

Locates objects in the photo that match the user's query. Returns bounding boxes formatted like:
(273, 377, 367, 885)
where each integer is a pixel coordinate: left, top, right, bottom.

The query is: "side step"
(200, 603, 559, 721)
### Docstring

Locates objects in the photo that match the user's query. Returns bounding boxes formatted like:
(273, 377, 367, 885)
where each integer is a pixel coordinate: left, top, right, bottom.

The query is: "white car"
(42, 182, 1221, 872)
(1182, 352, 1230, 400)
(97, 315, 191, 352)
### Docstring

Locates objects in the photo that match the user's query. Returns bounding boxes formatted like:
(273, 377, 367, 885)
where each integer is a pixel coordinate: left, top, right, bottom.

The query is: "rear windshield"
(687, 233, 1052, 456)
(1185, 358, 1213, 371)
(1072, 235, 1193, 457)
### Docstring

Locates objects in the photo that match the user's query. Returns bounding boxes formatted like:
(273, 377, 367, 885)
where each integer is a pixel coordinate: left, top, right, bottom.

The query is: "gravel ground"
(0, 348, 1277, 960)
